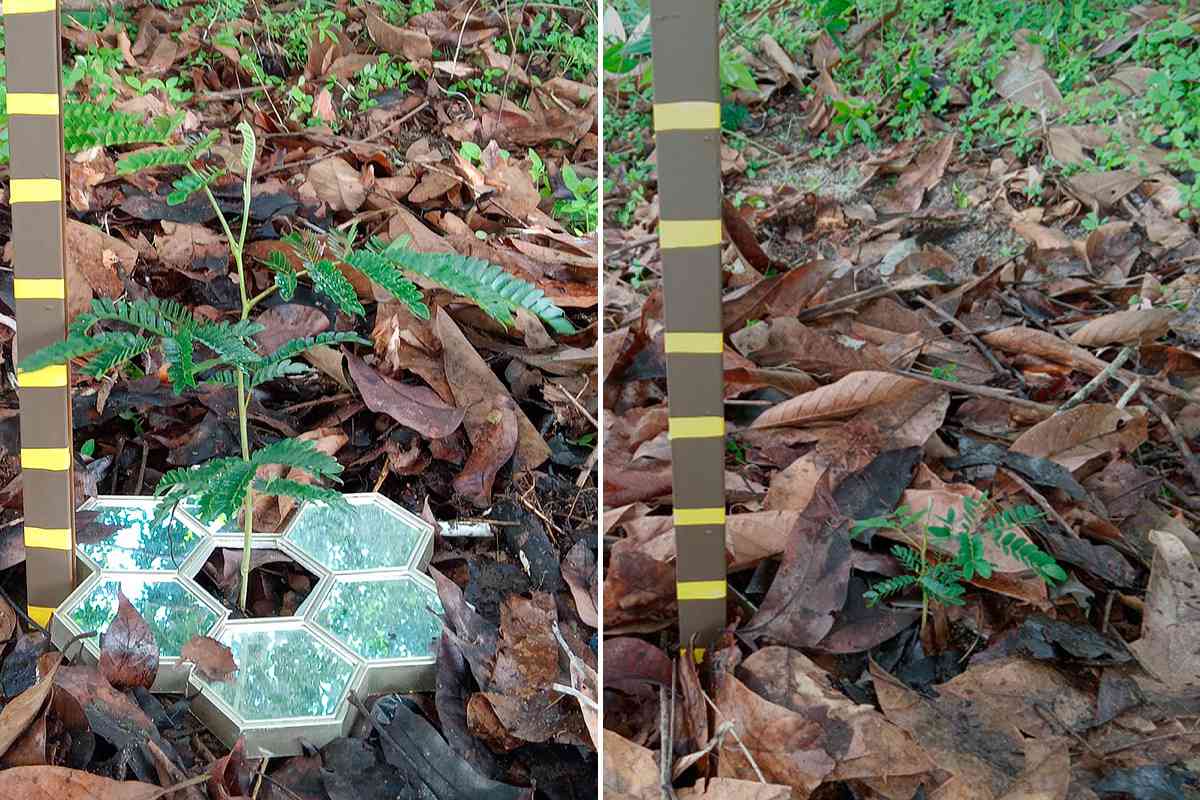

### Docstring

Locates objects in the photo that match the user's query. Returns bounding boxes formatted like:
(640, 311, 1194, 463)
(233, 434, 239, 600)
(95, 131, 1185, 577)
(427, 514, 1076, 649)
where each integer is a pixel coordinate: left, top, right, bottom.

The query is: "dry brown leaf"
(714, 670, 836, 797)
(603, 730, 660, 800)
(1128, 530, 1200, 690)
(67, 219, 132, 300)
(874, 135, 955, 214)
(994, 31, 1063, 113)
(751, 372, 925, 429)
(0, 767, 160, 800)
(436, 308, 549, 470)
(678, 779, 792, 799)
(996, 738, 1071, 800)
(1069, 307, 1177, 347)
(739, 648, 935, 785)
(1064, 170, 1141, 209)
(1010, 403, 1148, 471)
(365, 11, 433, 59)
(307, 158, 366, 212)
(180, 635, 238, 683)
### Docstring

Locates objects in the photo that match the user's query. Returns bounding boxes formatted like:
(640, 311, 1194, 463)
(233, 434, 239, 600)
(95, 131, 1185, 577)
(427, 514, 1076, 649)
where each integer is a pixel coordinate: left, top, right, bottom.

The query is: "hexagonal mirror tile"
(282, 493, 433, 573)
(51, 572, 225, 691)
(189, 619, 362, 757)
(77, 497, 208, 574)
(312, 572, 443, 692)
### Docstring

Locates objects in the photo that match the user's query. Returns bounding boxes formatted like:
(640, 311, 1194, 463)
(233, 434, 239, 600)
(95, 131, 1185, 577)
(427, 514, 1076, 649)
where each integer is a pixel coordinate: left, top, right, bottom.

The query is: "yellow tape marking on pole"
(17, 365, 68, 388)
(673, 507, 726, 527)
(676, 579, 727, 600)
(10, 179, 62, 203)
(14, 278, 66, 299)
(27, 606, 54, 627)
(659, 219, 722, 249)
(4, 0, 57, 14)
(668, 416, 725, 440)
(21, 447, 71, 471)
(654, 101, 720, 132)
(7, 93, 60, 115)
(665, 332, 723, 354)
(24, 527, 72, 550)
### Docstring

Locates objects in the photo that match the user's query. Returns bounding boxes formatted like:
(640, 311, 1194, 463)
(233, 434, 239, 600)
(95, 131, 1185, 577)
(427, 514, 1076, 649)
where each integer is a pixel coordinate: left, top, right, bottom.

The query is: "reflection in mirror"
(286, 500, 425, 572)
(78, 504, 205, 571)
(202, 625, 356, 721)
(316, 577, 442, 660)
(69, 576, 220, 655)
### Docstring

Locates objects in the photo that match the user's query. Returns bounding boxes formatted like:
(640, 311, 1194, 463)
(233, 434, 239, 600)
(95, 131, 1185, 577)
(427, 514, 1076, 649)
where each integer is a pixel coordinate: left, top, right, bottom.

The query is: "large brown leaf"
(436, 309, 549, 469)
(751, 372, 925, 429)
(739, 648, 934, 784)
(451, 393, 518, 508)
(713, 671, 836, 797)
(1128, 530, 1200, 690)
(1069, 307, 1177, 347)
(0, 767, 159, 799)
(347, 354, 464, 439)
(603, 730, 660, 800)
(747, 480, 850, 647)
(1010, 403, 1148, 472)
(98, 591, 159, 691)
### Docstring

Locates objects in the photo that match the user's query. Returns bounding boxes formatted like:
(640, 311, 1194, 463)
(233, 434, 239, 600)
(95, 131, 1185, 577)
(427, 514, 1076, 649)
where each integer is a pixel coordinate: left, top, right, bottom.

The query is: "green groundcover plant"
(851, 492, 1066, 633)
(18, 122, 573, 610)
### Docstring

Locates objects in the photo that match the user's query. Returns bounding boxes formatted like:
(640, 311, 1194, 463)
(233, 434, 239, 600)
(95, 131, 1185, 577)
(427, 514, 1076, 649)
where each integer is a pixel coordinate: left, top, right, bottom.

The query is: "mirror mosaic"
(51, 493, 440, 757)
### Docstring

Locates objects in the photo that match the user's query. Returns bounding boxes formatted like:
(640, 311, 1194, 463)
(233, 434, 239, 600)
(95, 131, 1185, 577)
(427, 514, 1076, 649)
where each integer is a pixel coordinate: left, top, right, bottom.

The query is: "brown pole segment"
(650, 0, 726, 660)
(5, 0, 76, 628)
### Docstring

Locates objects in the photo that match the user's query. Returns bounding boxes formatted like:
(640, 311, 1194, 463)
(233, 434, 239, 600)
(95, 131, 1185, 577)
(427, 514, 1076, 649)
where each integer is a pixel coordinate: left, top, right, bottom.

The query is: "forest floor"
(0, 1, 599, 798)
(602, 1, 1200, 798)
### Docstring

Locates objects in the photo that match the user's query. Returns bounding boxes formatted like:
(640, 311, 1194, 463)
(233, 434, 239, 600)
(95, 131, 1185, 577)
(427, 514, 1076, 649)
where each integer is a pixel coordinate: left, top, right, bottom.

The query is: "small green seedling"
(19, 122, 574, 612)
(850, 493, 1066, 634)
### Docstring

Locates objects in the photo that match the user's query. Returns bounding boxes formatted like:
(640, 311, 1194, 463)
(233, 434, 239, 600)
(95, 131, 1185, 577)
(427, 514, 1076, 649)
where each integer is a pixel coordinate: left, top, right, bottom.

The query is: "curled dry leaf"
(751, 372, 925, 429)
(1069, 307, 1178, 347)
(99, 590, 159, 691)
(180, 635, 238, 683)
(1128, 530, 1200, 690)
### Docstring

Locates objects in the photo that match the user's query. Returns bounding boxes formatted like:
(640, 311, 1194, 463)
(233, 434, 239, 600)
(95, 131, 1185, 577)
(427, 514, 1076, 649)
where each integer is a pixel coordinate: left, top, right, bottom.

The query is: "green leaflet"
(307, 258, 365, 316)
(252, 438, 344, 478)
(169, 167, 226, 206)
(366, 238, 575, 334)
(341, 248, 429, 319)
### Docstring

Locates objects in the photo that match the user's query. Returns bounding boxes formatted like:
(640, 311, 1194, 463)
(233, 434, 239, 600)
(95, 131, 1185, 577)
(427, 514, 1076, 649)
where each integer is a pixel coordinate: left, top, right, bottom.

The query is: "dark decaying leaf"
(435, 633, 506, 781)
(0, 654, 60, 760)
(376, 698, 531, 799)
(99, 590, 159, 691)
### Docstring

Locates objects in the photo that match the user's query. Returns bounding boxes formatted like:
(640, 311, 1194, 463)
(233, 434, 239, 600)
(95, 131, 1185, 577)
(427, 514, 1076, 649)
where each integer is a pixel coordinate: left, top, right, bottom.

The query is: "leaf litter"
(0, 0, 597, 796)
(604, 1, 1200, 797)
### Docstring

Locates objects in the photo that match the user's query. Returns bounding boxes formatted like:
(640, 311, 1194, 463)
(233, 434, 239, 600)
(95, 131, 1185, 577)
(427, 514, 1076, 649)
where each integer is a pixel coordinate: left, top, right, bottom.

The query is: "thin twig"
(890, 369, 1056, 414)
(1058, 346, 1133, 412)
(258, 101, 430, 177)
(915, 294, 1017, 384)
(1138, 390, 1200, 495)
(1000, 467, 1077, 539)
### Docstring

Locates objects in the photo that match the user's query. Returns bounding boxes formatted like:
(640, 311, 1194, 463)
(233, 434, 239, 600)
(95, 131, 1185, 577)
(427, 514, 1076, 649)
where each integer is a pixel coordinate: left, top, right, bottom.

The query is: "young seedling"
(18, 122, 574, 611)
(850, 493, 1066, 635)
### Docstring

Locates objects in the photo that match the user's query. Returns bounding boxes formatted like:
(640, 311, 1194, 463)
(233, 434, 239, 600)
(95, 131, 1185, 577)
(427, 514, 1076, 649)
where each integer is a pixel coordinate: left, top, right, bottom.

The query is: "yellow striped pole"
(650, 0, 727, 662)
(5, 0, 76, 628)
